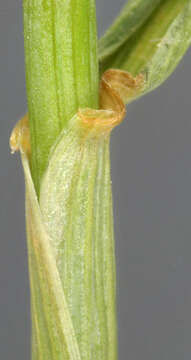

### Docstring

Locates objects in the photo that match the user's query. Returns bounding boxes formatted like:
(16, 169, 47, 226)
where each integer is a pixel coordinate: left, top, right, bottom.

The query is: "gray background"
(1, 0, 191, 359)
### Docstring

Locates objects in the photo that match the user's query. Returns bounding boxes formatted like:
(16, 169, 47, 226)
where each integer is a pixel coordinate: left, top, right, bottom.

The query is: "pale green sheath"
(10, 70, 141, 359)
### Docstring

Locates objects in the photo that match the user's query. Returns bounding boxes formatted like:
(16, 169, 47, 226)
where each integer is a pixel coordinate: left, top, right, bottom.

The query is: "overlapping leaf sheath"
(10, 71, 142, 359)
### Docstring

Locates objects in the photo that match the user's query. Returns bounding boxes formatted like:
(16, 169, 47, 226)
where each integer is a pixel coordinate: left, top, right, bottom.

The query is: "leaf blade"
(99, 0, 163, 64)
(99, 0, 191, 102)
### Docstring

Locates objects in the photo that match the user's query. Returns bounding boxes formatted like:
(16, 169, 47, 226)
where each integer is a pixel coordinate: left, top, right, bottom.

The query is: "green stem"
(23, 0, 99, 194)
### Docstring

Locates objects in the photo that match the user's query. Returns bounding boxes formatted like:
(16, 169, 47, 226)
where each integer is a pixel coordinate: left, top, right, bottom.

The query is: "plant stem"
(23, 0, 99, 194)
(22, 1, 118, 359)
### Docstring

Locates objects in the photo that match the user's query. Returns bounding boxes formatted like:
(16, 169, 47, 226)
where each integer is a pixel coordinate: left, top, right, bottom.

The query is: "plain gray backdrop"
(1, 0, 191, 359)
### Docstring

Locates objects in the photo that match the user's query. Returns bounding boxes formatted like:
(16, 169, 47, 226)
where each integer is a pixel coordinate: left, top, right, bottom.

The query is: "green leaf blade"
(99, 0, 163, 64)
(99, 0, 191, 101)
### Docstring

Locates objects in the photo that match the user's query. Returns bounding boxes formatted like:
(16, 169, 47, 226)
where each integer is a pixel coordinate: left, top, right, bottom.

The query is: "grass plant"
(10, 1, 191, 359)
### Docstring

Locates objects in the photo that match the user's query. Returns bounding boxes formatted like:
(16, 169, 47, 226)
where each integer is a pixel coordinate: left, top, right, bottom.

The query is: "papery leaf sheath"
(11, 113, 118, 360)
(23, 151, 81, 360)
(39, 113, 118, 359)
(10, 69, 140, 360)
